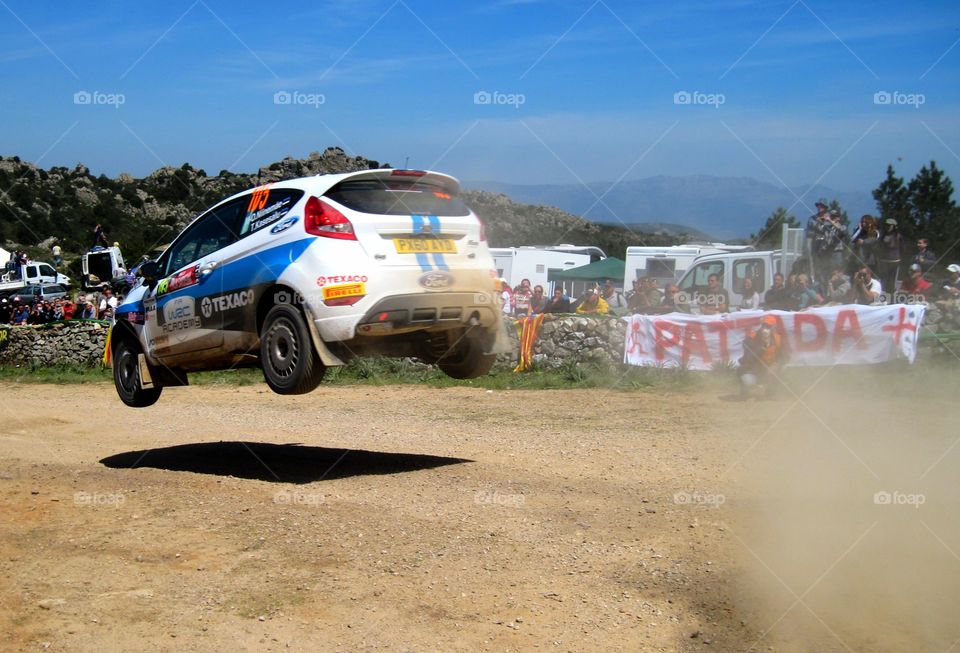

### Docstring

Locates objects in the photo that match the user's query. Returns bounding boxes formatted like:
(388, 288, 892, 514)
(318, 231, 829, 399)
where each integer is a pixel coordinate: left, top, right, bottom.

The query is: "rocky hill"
(0, 148, 671, 269)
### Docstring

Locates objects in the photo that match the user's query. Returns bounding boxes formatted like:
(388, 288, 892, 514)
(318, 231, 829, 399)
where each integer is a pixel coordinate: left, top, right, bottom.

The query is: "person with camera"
(913, 238, 937, 276)
(877, 218, 905, 302)
(738, 315, 789, 399)
(824, 266, 852, 304)
(853, 266, 883, 305)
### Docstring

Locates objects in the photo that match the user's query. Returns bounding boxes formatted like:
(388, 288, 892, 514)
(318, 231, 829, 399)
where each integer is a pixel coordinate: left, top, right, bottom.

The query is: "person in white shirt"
(98, 288, 119, 319)
(738, 277, 761, 310)
(853, 266, 883, 305)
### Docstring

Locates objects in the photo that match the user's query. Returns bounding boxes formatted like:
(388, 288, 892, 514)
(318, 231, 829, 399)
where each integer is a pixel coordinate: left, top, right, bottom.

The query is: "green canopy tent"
(548, 257, 625, 282)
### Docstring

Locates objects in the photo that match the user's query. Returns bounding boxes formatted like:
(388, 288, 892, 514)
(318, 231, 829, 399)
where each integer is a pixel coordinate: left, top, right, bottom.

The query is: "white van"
(623, 243, 754, 289)
(81, 246, 126, 290)
(676, 227, 804, 311)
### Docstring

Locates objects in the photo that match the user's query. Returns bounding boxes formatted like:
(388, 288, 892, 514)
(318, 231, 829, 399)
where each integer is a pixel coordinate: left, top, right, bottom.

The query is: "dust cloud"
(727, 364, 960, 652)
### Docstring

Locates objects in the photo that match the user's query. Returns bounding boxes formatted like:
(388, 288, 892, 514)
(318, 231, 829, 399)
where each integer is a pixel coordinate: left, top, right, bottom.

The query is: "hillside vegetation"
(0, 148, 672, 267)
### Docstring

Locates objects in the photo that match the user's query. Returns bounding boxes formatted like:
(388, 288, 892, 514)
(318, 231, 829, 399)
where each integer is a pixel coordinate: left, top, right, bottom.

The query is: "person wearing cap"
(806, 201, 830, 263)
(0, 297, 11, 324)
(877, 218, 904, 302)
(575, 287, 609, 315)
(912, 238, 937, 275)
(943, 264, 960, 299)
(812, 207, 845, 282)
(739, 315, 789, 399)
(897, 263, 931, 302)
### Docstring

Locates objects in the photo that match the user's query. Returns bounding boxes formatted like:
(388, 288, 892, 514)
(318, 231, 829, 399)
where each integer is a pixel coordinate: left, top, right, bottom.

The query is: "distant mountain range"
(465, 175, 877, 241)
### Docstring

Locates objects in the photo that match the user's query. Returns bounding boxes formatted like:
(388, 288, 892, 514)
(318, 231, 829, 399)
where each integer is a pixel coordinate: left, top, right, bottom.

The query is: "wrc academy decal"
(160, 296, 200, 339)
(200, 289, 255, 319)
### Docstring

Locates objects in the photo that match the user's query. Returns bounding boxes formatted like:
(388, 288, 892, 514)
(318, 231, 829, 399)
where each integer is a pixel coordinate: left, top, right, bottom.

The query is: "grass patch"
(0, 357, 717, 392)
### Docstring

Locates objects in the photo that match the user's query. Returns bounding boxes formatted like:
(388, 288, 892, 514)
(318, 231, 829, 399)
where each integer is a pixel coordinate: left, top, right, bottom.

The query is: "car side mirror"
(140, 261, 160, 283)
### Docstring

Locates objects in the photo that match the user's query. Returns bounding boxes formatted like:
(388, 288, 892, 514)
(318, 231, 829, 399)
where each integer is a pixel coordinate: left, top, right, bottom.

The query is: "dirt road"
(1, 373, 957, 652)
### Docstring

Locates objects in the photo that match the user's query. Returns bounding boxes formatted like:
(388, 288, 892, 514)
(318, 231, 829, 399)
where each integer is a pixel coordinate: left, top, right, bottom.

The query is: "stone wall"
(499, 314, 627, 369)
(0, 321, 108, 367)
(2, 303, 959, 371)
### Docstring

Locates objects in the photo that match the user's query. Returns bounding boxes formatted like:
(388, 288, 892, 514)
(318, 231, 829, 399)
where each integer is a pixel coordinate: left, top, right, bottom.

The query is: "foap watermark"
(874, 490, 925, 508)
(673, 90, 725, 108)
(273, 90, 326, 108)
(474, 90, 526, 109)
(674, 491, 725, 507)
(873, 91, 925, 109)
(274, 489, 325, 506)
(474, 488, 525, 508)
(74, 491, 125, 507)
(73, 90, 125, 108)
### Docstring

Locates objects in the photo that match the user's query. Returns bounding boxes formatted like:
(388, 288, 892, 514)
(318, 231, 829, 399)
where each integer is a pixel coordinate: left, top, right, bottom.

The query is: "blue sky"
(1, 0, 958, 192)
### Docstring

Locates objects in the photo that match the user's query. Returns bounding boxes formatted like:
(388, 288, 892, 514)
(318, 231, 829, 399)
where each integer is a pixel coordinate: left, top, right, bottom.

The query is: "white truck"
(81, 246, 126, 290)
(0, 260, 72, 291)
(623, 243, 755, 289)
(490, 245, 605, 292)
(676, 226, 805, 311)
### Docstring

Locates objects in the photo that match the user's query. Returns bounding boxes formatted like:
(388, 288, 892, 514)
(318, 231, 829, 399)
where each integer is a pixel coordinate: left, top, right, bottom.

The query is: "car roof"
(214, 169, 461, 211)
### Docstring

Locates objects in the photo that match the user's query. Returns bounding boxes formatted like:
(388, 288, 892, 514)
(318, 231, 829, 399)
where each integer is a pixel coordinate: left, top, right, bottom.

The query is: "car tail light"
(391, 169, 426, 177)
(305, 196, 356, 240)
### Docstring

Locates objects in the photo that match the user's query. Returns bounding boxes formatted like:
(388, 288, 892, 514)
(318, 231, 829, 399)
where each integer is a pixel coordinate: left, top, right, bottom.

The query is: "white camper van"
(623, 243, 754, 289)
(491, 245, 605, 292)
(676, 226, 805, 312)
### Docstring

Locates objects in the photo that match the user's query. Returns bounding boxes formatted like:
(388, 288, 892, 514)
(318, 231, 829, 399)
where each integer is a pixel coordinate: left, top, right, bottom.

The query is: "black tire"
(113, 337, 162, 407)
(260, 303, 325, 394)
(437, 331, 497, 380)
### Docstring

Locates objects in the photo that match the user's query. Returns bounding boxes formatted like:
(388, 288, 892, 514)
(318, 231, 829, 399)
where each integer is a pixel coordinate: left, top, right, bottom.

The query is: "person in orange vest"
(738, 315, 790, 399)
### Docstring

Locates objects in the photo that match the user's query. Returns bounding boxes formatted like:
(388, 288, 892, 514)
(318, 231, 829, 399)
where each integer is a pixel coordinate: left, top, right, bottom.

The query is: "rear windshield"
(325, 179, 470, 216)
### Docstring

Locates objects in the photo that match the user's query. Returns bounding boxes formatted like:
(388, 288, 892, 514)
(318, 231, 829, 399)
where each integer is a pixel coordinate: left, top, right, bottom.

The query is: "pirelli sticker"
(322, 282, 366, 301)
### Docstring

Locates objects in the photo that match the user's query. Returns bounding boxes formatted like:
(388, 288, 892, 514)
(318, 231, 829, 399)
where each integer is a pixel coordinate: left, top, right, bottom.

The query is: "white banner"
(624, 305, 925, 370)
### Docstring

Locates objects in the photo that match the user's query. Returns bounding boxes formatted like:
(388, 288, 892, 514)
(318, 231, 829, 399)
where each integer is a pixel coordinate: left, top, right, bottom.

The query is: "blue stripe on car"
(427, 216, 449, 270)
(411, 215, 432, 271)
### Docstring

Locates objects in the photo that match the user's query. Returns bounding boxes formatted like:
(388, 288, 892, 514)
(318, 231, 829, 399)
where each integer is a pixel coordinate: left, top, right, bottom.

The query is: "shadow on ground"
(100, 441, 471, 483)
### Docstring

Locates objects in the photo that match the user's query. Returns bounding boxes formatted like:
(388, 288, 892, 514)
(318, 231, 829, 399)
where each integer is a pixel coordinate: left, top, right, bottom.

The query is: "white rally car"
(111, 169, 508, 407)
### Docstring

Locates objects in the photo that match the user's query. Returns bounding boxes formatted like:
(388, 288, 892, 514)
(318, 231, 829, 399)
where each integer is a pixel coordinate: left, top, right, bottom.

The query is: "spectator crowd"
(0, 288, 119, 326)
(497, 207, 960, 318)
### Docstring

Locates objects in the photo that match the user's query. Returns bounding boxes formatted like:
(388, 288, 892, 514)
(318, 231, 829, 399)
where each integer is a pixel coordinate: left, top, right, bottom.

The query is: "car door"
(143, 198, 248, 359)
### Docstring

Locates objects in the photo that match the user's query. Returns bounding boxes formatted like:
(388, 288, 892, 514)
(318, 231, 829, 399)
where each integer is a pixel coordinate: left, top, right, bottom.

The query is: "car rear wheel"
(260, 303, 325, 394)
(436, 329, 497, 379)
(113, 337, 163, 407)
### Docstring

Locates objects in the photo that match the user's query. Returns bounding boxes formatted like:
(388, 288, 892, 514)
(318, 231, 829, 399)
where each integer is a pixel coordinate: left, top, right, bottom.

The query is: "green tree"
(906, 161, 956, 249)
(872, 165, 911, 231)
(750, 207, 800, 250)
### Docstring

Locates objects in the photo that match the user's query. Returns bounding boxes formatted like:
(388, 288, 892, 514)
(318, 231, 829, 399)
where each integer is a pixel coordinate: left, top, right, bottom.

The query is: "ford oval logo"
(270, 216, 299, 234)
(419, 271, 454, 290)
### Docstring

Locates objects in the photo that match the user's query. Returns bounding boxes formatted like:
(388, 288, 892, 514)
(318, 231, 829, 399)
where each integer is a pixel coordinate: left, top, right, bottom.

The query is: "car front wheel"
(113, 337, 163, 407)
(260, 303, 325, 394)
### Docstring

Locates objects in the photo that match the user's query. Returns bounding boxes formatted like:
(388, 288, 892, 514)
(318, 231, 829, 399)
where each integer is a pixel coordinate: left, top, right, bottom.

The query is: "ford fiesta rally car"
(111, 169, 509, 407)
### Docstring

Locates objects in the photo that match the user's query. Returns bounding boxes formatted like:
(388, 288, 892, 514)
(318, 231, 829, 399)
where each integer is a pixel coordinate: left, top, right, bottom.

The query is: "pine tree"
(872, 165, 911, 232)
(907, 161, 956, 250)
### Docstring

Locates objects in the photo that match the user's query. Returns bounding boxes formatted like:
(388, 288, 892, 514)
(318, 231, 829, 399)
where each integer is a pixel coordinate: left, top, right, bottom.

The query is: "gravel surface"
(1, 377, 956, 652)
